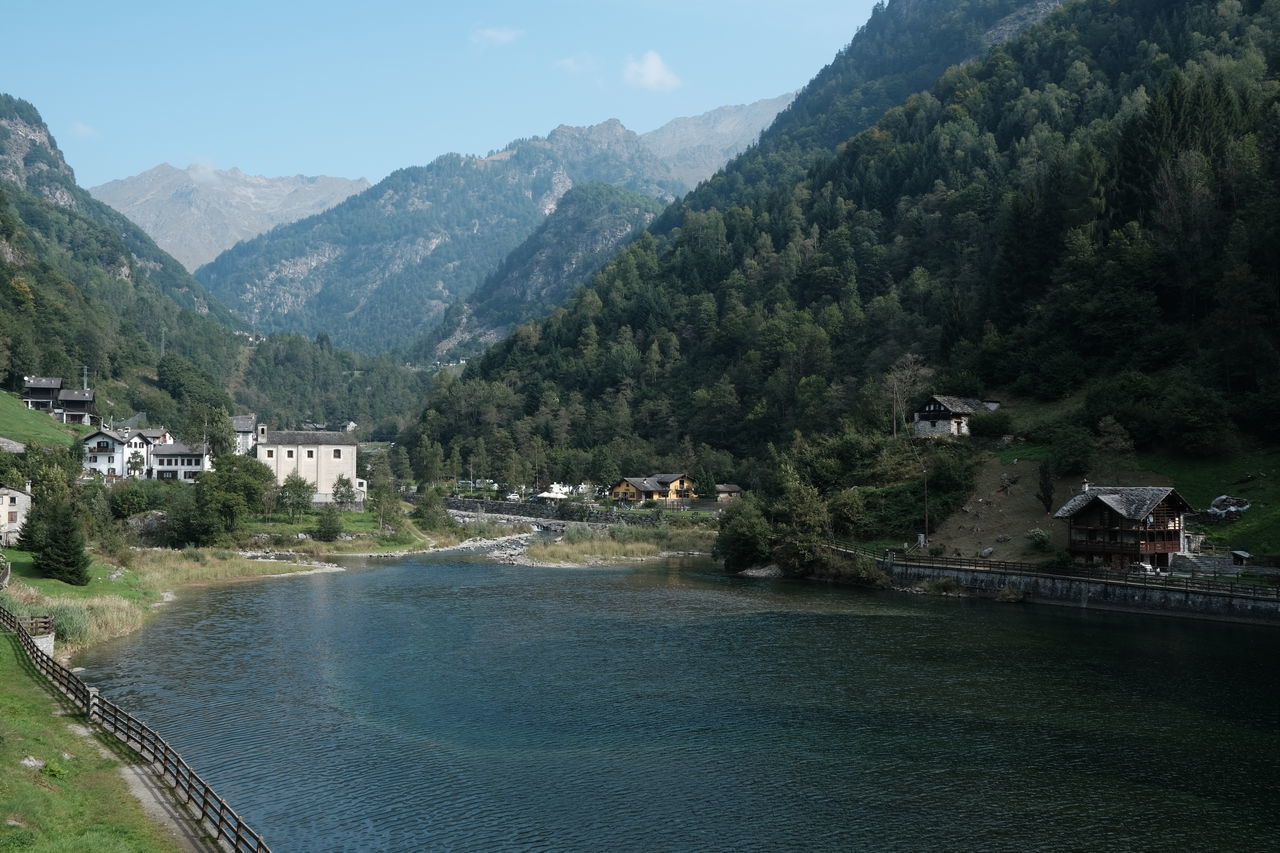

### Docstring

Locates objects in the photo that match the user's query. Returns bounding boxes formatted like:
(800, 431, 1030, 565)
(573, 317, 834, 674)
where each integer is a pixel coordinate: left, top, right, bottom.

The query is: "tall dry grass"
(2, 583, 145, 650)
(525, 524, 716, 564)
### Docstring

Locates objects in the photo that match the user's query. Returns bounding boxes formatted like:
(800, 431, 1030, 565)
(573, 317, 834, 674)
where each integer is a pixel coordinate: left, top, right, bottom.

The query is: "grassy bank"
(0, 545, 326, 655)
(526, 523, 717, 564)
(0, 635, 183, 852)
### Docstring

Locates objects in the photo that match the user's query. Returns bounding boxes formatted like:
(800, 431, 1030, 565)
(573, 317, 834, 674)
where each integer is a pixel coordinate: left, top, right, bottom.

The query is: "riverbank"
(0, 634, 196, 852)
(0, 514, 537, 659)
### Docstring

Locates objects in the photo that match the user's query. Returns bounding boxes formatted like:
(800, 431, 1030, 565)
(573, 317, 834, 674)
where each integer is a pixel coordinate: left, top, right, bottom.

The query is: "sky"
(4, 0, 879, 189)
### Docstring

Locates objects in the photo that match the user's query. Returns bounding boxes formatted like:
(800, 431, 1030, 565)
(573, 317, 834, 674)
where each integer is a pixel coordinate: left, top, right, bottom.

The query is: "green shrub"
(968, 409, 1012, 437)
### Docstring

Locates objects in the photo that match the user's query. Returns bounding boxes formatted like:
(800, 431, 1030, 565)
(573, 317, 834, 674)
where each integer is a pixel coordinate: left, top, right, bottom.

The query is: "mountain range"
(187, 97, 792, 353)
(89, 164, 369, 271)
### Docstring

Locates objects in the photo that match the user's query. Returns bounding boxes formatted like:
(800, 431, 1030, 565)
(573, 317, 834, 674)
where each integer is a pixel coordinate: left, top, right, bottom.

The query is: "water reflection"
(76, 555, 1280, 852)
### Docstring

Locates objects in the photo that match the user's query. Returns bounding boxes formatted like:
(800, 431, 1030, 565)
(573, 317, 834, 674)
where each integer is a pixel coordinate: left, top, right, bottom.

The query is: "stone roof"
(58, 389, 94, 402)
(259, 430, 359, 446)
(231, 414, 257, 433)
(152, 442, 208, 456)
(1053, 486, 1193, 520)
(23, 376, 62, 389)
(716, 484, 743, 493)
(618, 474, 692, 492)
(0, 482, 32, 496)
(923, 395, 999, 415)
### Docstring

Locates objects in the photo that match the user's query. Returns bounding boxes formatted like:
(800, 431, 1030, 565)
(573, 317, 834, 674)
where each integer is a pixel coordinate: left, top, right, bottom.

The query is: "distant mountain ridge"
(90, 164, 369, 271)
(195, 119, 683, 352)
(639, 93, 796, 188)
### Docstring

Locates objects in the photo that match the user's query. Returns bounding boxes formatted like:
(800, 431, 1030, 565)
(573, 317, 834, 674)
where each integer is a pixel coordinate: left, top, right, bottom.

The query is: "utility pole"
(81, 365, 89, 391)
(922, 465, 929, 546)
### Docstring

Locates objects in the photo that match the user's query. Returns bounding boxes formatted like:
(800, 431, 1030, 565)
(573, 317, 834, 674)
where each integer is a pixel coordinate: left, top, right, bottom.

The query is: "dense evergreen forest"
(402, 0, 1280, 568)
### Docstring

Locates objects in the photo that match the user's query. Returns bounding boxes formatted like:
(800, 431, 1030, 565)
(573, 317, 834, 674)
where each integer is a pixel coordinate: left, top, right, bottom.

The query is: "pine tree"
(34, 501, 90, 586)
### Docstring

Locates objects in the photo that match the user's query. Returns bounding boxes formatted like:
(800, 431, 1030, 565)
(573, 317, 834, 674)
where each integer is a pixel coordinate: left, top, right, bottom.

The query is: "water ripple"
(75, 555, 1280, 852)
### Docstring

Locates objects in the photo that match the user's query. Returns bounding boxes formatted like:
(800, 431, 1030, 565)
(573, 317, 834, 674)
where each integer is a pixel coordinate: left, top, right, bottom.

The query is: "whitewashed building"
(82, 429, 130, 478)
(83, 428, 177, 479)
(0, 482, 32, 546)
(151, 442, 212, 482)
(255, 427, 365, 504)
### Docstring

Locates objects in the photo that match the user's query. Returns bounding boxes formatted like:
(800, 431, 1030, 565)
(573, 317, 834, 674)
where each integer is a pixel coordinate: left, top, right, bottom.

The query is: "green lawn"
(0, 391, 81, 448)
(1, 548, 154, 605)
(1138, 447, 1280, 556)
(0, 635, 184, 852)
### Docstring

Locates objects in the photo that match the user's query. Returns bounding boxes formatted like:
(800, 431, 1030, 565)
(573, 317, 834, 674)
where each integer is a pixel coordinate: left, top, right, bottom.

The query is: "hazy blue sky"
(4, 1, 879, 188)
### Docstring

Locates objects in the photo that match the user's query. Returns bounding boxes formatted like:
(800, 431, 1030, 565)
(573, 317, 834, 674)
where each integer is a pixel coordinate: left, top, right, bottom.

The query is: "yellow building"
(609, 474, 696, 504)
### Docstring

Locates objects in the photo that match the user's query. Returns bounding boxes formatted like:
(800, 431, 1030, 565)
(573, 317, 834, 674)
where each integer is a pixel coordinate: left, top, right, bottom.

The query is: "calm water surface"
(76, 554, 1280, 851)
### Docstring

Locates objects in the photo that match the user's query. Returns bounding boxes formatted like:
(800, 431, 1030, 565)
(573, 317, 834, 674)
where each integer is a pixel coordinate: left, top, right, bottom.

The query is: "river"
(75, 553, 1280, 851)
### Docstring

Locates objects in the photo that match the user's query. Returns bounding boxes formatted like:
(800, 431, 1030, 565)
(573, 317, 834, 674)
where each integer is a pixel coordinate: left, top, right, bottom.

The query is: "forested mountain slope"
(0, 94, 243, 389)
(0, 94, 429, 438)
(652, 0, 1067, 232)
(196, 120, 682, 353)
(403, 0, 1280, 554)
(405, 184, 665, 364)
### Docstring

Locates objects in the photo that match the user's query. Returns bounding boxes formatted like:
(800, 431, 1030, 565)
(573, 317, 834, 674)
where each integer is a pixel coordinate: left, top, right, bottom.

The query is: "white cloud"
(472, 27, 522, 46)
(623, 51, 682, 92)
(555, 54, 597, 74)
(70, 121, 100, 139)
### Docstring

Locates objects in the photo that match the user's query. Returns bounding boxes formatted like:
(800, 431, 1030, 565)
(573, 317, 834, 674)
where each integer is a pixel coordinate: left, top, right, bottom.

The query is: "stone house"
(715, 484, 744, 503)
(232, 414, 258, 455)
(912, 395, 1001, 438)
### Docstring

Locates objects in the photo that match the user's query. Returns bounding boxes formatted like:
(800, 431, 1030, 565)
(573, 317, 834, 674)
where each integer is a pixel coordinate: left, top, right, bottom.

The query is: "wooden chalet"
(610, 474, 696, 504)
(1053, 485, 1194, 569)
(21, 376, 62, 411)
(57, 388, 95, 425)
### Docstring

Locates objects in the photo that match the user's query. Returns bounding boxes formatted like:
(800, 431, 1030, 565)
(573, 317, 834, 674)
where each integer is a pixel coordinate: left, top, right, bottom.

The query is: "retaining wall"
(887, 562, 1280, 624)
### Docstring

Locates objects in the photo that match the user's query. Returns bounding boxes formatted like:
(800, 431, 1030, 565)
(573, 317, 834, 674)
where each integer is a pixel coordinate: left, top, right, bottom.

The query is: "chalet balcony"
(1069, 540, 1141, 555)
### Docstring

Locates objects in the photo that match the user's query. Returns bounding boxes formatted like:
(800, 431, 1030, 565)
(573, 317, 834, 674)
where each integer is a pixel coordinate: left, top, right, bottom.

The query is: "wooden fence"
(0, 603, 270, 852)
(827, 539, 1280, 601)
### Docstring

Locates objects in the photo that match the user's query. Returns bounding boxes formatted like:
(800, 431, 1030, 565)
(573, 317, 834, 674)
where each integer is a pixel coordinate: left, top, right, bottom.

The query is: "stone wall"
(886, 561, 1280, 624)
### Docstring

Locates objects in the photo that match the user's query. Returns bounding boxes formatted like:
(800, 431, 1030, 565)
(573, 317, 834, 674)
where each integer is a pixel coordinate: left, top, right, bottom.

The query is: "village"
(4, 375, 1262, 586)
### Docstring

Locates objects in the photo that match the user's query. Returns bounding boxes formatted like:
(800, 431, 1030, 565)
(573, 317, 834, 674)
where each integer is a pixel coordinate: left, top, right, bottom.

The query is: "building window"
(266, 449, 274, 459)
(307, 450, 314, 459)
(90, 455, 98, 463)
(7, 512, 15, 523)
(7, 497, 14, 505)
(333, 449, 342, 459)
(184, 471, 196, 479)
(287, 450, 294, 459)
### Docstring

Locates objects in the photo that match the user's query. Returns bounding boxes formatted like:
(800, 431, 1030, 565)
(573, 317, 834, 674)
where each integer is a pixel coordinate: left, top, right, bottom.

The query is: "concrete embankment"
(886, 561, 1280, 624)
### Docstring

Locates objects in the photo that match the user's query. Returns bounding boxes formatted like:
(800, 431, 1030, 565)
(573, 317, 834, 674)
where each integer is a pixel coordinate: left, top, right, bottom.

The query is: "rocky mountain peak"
(0, 94, 78, 208)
